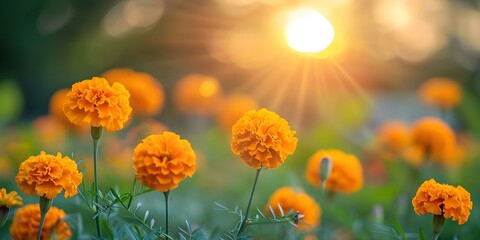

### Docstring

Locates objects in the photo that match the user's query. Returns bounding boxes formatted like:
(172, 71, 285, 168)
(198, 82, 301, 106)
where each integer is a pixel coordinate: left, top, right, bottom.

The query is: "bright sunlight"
(285, 8, 335, 54)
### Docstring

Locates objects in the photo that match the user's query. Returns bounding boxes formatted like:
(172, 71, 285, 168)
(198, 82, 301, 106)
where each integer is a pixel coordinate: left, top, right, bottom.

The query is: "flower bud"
(320, 156, 333, 182)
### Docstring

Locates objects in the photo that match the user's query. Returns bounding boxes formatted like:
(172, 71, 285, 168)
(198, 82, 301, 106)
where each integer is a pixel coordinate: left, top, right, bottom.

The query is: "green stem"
(36, 197, 53, 240)
(163, 191, 170, 235)
(237, 167, 262, 237)
(91, 126, 103, 238)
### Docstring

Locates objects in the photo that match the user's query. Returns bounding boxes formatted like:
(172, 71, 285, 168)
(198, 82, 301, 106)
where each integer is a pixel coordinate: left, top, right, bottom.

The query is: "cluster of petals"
(305, 149, 363, 194)
(10, 204, 71, 240)
(265, 187, 321, 230)
(15, 151, 82, 199)
(103, 68, 165, 117)
(133, 132, 196, 192)
(412, 179, 472, 224)
(230, 108, 298, 169)
(419, 77, 462, 109)
(0, 188, 22, 208)
(410, 117, 460, 165)
(63, 77, 132, 131)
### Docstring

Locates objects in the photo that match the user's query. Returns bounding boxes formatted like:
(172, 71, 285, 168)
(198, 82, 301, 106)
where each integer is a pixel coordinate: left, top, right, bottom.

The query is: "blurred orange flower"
(412, 179, 472, 224)
(63, 77, 132, 131)
(133, 132, 196, 192)
(231, 108, 298, 169)
(265, 187, 321, 230)
(10, 204, 71, 240)
(32, 115, 66, 149)
(16, 151, 82, 199)
(376, 121, 410, 159)
(305, 149, 363, 194)
(173, 74, 223, 115)
(410, 117, 459, 165)
(49, 88, 80, 130)
(0, 188, 22, 208)
(103, 68, 165, 117)
(419, 77, 462, 108)
(217, 94, 259, 132)
(127, 118, 169, 145)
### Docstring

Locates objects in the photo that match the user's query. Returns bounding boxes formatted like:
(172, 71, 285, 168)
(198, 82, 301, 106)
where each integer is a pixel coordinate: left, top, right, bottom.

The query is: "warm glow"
(285, 8, 335, 53)
(199, 79, 219, 97)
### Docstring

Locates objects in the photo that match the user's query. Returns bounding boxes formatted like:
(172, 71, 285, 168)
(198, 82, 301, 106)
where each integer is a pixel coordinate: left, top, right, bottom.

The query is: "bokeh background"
(1, 0, 480, 239)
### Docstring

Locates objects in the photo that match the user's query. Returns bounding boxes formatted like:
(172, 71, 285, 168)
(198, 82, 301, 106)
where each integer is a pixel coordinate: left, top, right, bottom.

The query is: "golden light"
(285, 8, 335, 54)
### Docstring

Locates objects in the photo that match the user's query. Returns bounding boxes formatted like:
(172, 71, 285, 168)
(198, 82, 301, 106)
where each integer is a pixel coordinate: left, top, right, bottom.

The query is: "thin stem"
(36, 210, 47, 240)
(91, 126, 103, 238)
(237, 167, 262, 237)
(163, 191, 170, 235)
(36, 197, 53, 240)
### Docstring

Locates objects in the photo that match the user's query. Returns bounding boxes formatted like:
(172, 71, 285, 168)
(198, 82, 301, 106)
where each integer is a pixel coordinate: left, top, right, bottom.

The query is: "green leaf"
(391, 218, 406, 240)
(419, 228, 426, 240)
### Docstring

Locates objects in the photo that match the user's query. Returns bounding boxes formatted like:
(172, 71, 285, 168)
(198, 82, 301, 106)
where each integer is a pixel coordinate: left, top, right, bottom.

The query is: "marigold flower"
(49, 88, 80, 130)
(0, 188, 22, 208)
(132, 132, 196, 192)
(217, 94, 259, 131)
(127, 119, 169, 145)
(231, 108, 297, 169)
(173, 74, 223, 115)
(412, 179, 472, 224)
(410, 117, 458, 165)
(376, 121, 410, 156)
(419, 77, 462, 108)
(63, 77, 132, 131)
(16, 151, 83, 199)
(10, 204, 71, 240)
(103, 68, 165, 117)
(265, 187, 321, 230)
(305, 149, 363, 194)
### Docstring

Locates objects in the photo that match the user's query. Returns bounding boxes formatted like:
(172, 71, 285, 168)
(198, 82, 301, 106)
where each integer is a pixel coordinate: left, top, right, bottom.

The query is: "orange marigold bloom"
(173, 74, 224, 115)
(305, 149, 363, 194)
(103, 68, 165, 117)
(217, 94, 259, 132)
(410, 117, 458, 165)
(265, 187, 321, 230)
(0, 188, 23, 208)
(231, 108, 298, 169)
(419, 77, 462, 108)
(63, 77, 132, 131)
(10, 204, 71, 240)
(16, 151, 83, 199)
(132, 132, 196, 192)
(49, 88, 80, 130)
(376, 121, 410, 156)
(412, 179, 472, 224)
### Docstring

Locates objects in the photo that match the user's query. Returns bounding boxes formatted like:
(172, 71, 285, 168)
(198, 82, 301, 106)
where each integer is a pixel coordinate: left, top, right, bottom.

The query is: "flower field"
(1, 1, 480, 239)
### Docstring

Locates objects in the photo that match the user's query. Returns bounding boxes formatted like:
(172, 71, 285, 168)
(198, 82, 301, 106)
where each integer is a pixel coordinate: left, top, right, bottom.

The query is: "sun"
(285, 8, 335, 54)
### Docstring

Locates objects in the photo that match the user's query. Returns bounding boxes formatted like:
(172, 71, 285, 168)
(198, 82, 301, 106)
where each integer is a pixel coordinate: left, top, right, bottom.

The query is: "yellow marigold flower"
(15, 151, 83, 199)
(103, 68, 165, 117)
(231, 108, 297, 169)
(265, 187, 321, 230)
(63, 77, 132, 131)
(10, 204, 71, 240)
(217, 94, 259, 132)
(410, 117, 457, 165)
(419, 77, 462, 108)
(173, 74, 223, 115)
(0, 188, 22, 208)
(412, 179, 472, 225)
(305, 149, 363, 194)
(132, 132, 196, 192)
